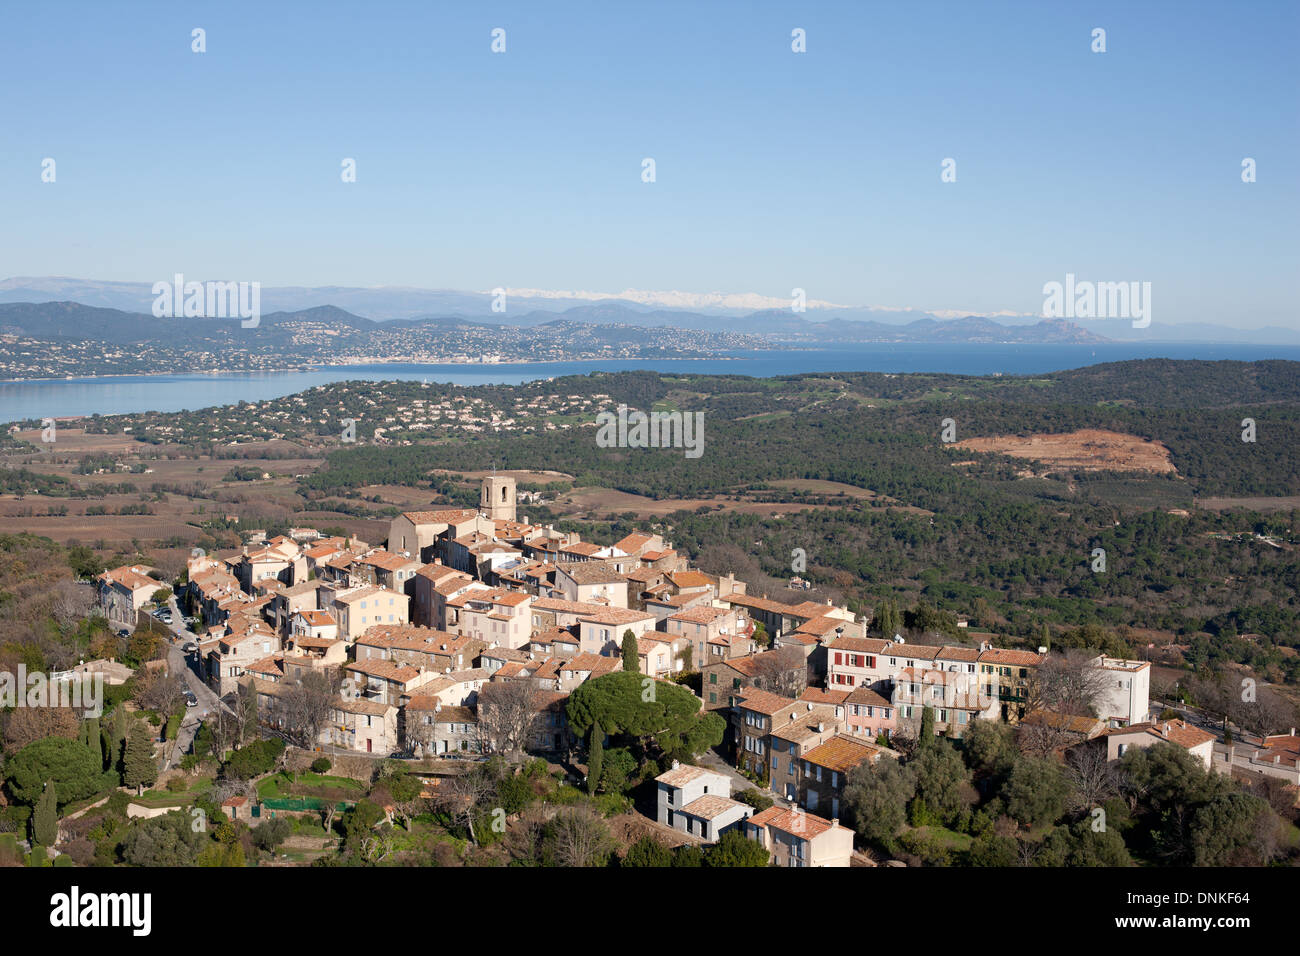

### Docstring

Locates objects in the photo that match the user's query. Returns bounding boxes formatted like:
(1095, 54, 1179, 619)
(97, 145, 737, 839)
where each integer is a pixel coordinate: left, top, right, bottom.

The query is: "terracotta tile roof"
(802, 734, 889, 773)
(978, 647, 1045, 667)
(1107, 719, 1215, 749)
(533, 596, 608, 615)
(246, 656, 286, 678)
(552, 653, 620, 678)
(415, 563, 463, 582)
(736, 688, 800, 716)
(655, 763, 716, 788)
(614, 532, 654, 553)
(559, 563, 626, 585)
(582, 607, 655, 626)
(680, 794, 748, 821)
(845, 685, 892, 708)
(100, 565, 157, 591)
(748, 806, 834, 840)
(360, 550, 420, 572)
(770, 708, 839, 744)
(433, 574, 476, 596)
(402, 509, 479, 525)
(799, 687, 851, 706)
(789, 601, 837, 618)
(636, 636, 671, 656)
(669, 605, 729, 625)
(936, 646, 982, 663)
(345, 659, 423, 684)
(829, 636, 890, 654)
(294, 609, 335, 627)
(335, 586, 390, 605)
(335, 698, 394, 717)
(357, 625, 473, 654)
(1263, 734, 1300, 756)
(493, 660, 542, 680)
(890, 643, 943, 661)
(669, 570, 712, 590)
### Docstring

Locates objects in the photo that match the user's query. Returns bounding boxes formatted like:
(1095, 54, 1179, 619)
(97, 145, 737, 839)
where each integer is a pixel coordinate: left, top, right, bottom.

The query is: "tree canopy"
(566, 671, 724, 761)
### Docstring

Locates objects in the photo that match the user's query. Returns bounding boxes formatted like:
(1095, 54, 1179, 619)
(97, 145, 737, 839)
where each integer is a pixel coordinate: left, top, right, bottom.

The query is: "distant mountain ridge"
(0, 298, 1108, 346)
(2, 276, 1294, 343)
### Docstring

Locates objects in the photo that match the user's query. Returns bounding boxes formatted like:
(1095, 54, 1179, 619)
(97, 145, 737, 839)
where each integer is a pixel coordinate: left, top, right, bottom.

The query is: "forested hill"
(798, 359, 1300, 406)
(25, 358, 1300, 684)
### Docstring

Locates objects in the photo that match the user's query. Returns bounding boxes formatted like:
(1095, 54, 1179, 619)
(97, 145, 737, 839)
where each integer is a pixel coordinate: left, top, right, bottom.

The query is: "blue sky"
(1, 0, 1296, 325)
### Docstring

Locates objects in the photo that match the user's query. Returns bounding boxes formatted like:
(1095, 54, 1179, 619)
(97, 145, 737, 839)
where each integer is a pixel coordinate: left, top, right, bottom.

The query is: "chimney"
(817, 722, 825, 733)
(1037, 646, 1047, 654)
(670, 759, 679, 770)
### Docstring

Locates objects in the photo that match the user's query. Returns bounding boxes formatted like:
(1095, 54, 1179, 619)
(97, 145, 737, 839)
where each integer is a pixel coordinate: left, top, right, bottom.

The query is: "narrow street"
(156, 596, 234, 769)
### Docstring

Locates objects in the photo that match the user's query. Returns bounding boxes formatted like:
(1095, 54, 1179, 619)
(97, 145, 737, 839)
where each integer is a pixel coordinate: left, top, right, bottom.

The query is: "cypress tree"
(919, 706, 936, 745)
(122, 722, 158, 795)
(81, 718, 103, 768)
(621, 630, 639, 672)
(111, 706, 128, 774)
(587, 722, 604, 794)
(32, 783, 58, 847)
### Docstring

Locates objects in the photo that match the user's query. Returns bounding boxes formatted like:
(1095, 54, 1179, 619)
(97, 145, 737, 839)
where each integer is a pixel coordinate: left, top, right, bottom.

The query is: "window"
(709, 672, 717, 684)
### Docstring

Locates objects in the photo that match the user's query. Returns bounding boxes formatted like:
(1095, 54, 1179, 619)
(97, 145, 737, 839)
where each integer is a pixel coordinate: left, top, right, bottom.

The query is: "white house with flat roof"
(1088, 655, 1150, 727)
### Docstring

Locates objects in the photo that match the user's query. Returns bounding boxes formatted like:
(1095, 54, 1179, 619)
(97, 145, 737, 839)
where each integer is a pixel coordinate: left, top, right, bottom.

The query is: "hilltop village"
(92, 474, 1291, 866)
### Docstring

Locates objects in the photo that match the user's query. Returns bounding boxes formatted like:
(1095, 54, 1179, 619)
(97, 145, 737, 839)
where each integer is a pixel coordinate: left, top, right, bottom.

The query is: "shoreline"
(0, 353, 748, 386)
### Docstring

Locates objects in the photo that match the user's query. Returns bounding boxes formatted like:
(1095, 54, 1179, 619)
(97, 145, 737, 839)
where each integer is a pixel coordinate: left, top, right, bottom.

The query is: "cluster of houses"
(97, 474, 1291, 865)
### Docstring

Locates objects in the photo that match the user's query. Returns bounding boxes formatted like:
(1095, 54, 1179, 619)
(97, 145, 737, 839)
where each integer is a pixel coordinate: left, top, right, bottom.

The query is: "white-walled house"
(655, 762, 753, 842)
(1088, 655, 1151, 727)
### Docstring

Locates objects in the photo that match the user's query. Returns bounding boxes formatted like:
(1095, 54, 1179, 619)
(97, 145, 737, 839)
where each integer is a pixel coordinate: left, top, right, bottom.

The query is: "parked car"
(183, 691, 199, 708)
(116, 628, 130, 638)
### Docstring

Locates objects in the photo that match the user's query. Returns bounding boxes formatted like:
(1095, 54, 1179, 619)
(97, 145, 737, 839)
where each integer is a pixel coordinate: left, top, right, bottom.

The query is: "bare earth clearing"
(952, 429, 1177, 476)
(1196, 495, 1300, 513)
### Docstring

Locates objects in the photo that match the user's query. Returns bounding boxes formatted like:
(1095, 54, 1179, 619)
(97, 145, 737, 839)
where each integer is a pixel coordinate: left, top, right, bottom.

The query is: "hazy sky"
(2, 1, 1296, 326)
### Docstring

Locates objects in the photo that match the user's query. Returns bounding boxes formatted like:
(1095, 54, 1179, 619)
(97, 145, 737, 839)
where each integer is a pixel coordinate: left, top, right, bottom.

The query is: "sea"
(3, 343, 1299, 424)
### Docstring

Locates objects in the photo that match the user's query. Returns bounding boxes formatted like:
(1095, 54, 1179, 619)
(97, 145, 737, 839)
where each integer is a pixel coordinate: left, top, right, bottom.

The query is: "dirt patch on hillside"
(951, 429, 1177, 476)
(1196, 495, 1300, 513)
